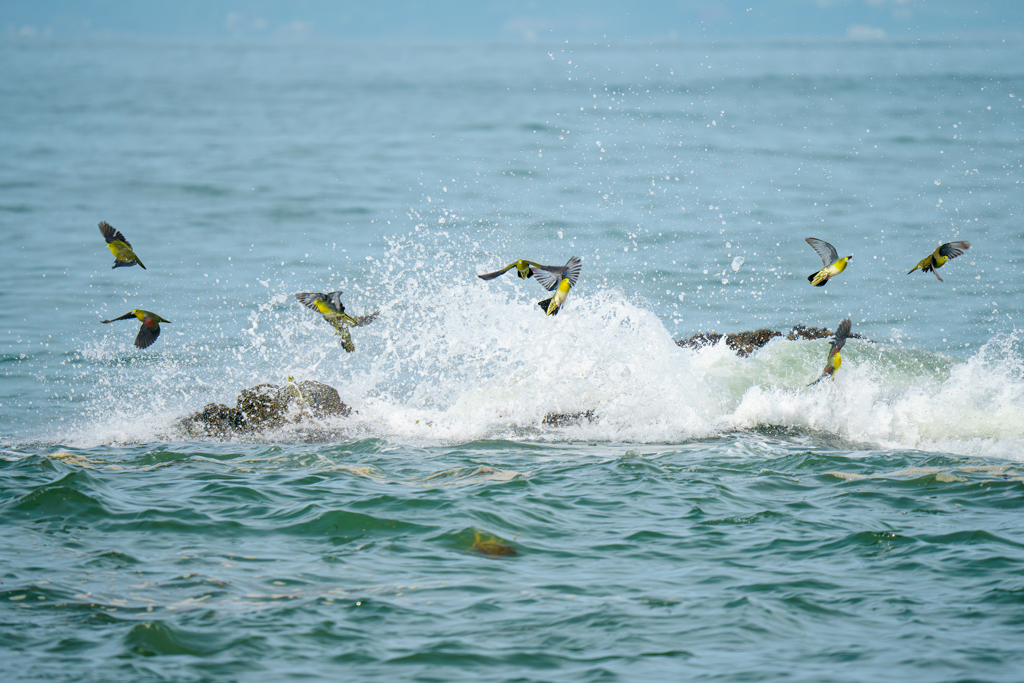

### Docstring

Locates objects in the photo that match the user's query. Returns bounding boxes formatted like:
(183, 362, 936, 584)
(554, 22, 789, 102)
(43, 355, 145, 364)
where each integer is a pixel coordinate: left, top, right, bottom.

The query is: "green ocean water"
(2, 36, 1024, 681)
(3, 442, 1024, 682)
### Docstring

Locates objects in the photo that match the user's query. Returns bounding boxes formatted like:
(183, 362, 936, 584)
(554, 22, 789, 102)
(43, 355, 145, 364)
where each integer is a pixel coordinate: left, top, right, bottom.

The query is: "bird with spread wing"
(805, 237, 851, 287)
(101, 309, 170, 349)
(808, 318, 852, 386)
(908, 241, 970, 282)
(533, 256, 582, 316)
(296, 291, 379, 352)
(98, 221, 146, 269)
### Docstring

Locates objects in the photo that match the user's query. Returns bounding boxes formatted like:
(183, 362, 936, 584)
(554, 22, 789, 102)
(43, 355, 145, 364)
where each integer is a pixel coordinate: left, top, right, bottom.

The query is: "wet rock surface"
(542, 409, 596, 427)
(676, 324, 870, 357)
(675, 328, 782, 357)
(178, 380, 351, 437)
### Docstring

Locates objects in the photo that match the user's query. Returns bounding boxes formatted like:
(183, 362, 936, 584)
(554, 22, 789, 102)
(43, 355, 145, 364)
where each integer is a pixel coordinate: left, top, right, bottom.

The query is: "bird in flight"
(805, 237, 851, 287)
(296, 291, 378, 352)
(534, 256, 582, 316)
(808, 318, 852, 386)
(907, 241, 970, 282)
(101, 309, 170, 349)
(98, 221, 146, 269)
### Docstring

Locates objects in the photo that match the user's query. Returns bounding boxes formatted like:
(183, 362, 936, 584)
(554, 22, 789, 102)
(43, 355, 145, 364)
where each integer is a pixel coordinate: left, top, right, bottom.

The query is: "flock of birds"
(800, 236, 970, 383)
(95, 222, 971, 385)
(95, 221, 379, 352)
(474, 236, 971, 386)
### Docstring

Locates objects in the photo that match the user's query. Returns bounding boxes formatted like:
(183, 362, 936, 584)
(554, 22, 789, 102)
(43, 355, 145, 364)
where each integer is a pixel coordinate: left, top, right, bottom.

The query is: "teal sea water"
(2, 37, 1024, 681)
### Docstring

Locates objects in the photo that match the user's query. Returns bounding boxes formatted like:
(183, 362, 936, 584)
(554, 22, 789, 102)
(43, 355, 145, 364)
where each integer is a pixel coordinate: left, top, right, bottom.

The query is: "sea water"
(1, 37, 1023, 682)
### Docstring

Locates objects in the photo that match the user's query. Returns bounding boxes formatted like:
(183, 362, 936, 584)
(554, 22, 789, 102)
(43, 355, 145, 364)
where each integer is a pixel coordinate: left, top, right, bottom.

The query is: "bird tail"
(537, 297, 559, 315)
(808, 270, 828, 287)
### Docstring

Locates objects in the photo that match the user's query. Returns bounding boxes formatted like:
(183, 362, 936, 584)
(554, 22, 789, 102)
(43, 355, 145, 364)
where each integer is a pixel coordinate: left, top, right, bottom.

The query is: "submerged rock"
(676, 324, 871, 357)
(470, 530, 518, 558)
(177, 380, 351, 437)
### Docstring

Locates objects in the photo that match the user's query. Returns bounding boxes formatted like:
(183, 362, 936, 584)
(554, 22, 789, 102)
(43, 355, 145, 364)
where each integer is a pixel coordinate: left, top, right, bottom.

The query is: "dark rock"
(677, 325, 870, 357)
(291, 380, 352, 418)
(177, 403, 245, 437)
(787, 324, 832, 341)
(237, 383, 289, 430)
(542, 409, 595, 427)
(177, 380, 351, 437)
(676, 329, 781, 357)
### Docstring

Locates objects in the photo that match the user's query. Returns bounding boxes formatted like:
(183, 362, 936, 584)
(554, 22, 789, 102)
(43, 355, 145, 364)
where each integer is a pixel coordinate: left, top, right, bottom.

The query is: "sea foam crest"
(68, 227, 1024, 460)
(726, 332, 1024, 459)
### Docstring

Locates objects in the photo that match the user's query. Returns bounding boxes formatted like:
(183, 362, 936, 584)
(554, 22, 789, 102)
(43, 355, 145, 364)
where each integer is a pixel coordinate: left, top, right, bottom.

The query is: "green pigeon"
(99, 221, 146, 269)
(534, 256, 582, 316)
(805, 237, 851, 286)
(296, 291, 378, 352)
(101, 309, 170, 349)
(908, 241, 970, 282)
(808, 319, 852, 386)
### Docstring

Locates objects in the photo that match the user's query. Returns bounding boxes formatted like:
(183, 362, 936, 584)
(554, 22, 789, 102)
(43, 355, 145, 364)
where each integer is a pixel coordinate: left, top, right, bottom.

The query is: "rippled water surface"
(2, 37, 1024, 682)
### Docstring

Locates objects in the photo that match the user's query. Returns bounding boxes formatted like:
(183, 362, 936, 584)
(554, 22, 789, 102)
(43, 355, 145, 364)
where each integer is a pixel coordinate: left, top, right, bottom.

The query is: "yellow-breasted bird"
(296, 291, 379, 353)
(477, 259, 557, 282)
(101, 309, 170, 349)
(98, 221, 146, 269)
(805, 237, 851, 286)
(534, 256, 582, 316)
(907, 241, 970, 282)
(808, 318, 852, 386)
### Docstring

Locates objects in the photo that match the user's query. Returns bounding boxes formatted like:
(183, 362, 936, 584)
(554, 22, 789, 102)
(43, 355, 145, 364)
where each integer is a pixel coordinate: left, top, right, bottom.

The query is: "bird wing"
(350, 310, 380, 327)
(325, 291, 346, 313)
(531, 266, 563, 291)
(99, 313, 137, 323)
(805, 238, 839, 266)
(832, 318, 852, 353)
(99, 221, 131, 248)
(134, 322, 160, 349)
(296, 292, 330, 313)
(561, 256, 582, 287)
(477, 263, 515, 280)
(937, 241, 970, 259)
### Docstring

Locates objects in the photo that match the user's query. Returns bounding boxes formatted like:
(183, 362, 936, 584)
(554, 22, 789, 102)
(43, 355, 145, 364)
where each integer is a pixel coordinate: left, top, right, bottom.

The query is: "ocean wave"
(45, 232, 1024, 460)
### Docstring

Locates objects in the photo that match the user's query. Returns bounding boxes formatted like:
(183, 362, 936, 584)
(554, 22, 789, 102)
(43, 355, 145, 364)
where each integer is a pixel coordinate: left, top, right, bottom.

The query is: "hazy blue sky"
(3, 0, 1023, 42)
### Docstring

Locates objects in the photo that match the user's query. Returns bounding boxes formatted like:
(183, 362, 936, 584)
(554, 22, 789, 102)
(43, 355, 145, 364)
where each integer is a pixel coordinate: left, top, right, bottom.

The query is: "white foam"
(63, 233, 1024, 460)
